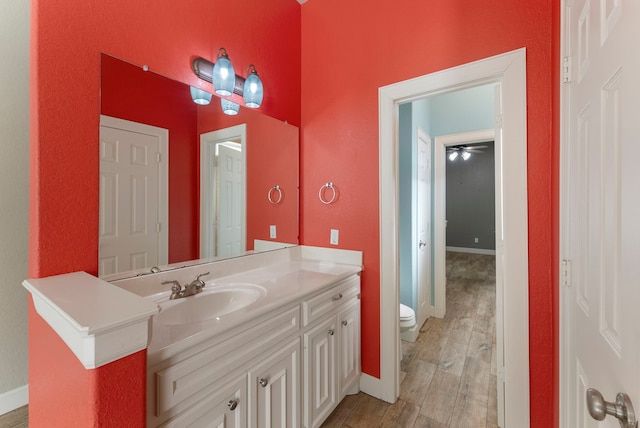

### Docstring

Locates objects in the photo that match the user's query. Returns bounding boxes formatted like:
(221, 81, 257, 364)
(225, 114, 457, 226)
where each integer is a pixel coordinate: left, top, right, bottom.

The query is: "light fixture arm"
(192, 57, 245, 96)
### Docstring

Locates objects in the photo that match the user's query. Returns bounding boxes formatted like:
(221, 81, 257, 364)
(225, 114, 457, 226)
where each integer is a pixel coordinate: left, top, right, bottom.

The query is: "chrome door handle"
(259, 378, 268, 388)
(586, 388, 638, 428)
(418, 240, 426, 248)
(227, 399, 238, 411)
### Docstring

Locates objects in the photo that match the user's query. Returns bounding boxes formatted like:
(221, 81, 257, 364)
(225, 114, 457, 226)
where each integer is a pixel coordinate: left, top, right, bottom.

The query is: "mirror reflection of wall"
(99, 54, 299, 278)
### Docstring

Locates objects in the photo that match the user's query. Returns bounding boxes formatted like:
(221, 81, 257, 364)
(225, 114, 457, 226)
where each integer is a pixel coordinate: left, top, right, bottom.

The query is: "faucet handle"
(162, 280, 183, 299)
(195, 272, 210, 284)
(162, 280, 182, 291)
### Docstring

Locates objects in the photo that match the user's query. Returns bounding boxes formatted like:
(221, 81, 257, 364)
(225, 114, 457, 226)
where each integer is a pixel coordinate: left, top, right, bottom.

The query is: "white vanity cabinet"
(302, 275, 361, 428)
(148, 273, 360, 428)
(249, 338, 301, 427)
(160, 374, 247, 428)
(303, 315, 338, 428)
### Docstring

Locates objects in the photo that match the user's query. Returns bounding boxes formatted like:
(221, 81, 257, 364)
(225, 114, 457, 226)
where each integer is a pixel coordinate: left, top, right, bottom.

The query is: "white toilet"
(399, 304, 417, 360)
(400, 303, 416, 331)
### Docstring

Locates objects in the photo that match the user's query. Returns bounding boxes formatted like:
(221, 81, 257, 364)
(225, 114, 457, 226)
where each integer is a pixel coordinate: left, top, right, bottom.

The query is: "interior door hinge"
(563, 56, 572, 83)
(561, 259, 572, 288)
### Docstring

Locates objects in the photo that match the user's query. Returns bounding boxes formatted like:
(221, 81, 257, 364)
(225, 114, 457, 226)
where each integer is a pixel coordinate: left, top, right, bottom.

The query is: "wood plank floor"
(0, 405, 28, 427)
(322, 251, 497, 428)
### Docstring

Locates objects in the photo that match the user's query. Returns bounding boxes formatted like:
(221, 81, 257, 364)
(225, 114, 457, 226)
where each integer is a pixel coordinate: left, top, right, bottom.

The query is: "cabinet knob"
(259, 378, 268, 388)
(342, 320, 348, 327)
(328, 329, 335, 336)
(227, 399, 238, 411)
(332, 293, 343, 301)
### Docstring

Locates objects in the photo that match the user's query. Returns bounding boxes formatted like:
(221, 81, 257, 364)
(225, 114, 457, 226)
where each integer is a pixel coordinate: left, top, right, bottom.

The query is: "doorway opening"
(374, 48, 530, 428)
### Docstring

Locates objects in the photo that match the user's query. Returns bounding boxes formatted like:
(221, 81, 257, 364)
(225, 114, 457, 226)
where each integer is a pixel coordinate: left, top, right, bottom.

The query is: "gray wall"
(0, 0, 30, 401)
(445, 142, 495, 250)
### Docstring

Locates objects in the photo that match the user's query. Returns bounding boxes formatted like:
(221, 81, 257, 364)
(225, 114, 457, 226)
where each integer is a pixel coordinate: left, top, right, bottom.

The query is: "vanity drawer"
(302, 275, 360, 327)
(154, 305, 300, 417)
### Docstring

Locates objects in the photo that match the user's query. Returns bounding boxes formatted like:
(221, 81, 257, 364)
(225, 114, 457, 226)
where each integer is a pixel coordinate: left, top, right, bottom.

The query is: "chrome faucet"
(162, 272, 210, 300)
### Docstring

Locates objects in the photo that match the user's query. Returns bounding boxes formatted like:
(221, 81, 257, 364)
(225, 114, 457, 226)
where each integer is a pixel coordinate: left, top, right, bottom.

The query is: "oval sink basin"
(154, 283, 266, 325)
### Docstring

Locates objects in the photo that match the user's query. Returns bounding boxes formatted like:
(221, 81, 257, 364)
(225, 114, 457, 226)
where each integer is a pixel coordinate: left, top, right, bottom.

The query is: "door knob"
(586, 388, 638, 428)
(419, 240, 426, 248)
(259, 378, 268, 388)
(227, 399, 238, 411)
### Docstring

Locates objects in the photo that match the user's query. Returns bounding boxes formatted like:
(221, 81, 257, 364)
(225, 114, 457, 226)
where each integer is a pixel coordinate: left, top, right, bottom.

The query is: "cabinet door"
(249, 338, 300, 428)
(160, 375, 246, 428)
(338, 302, 360, 398)
(303, 316, 338, 428)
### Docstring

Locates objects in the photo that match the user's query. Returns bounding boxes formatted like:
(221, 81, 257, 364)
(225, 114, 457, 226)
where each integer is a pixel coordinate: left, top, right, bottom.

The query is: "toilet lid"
(399, 304, 415, 320)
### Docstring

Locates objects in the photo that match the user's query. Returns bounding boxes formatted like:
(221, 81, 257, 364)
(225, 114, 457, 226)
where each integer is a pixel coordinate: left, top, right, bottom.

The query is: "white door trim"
(376, 48, 530, 427)
(433, 129, 495, 319)
(200, 124, 247, 258)
(99, 115, 169, 268)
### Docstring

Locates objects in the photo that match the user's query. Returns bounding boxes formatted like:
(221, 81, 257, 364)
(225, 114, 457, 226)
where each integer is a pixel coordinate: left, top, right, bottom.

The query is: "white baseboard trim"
(359, 373, 382, 400)
(446, 246, 496, 255)
(0, 384, 28, 416)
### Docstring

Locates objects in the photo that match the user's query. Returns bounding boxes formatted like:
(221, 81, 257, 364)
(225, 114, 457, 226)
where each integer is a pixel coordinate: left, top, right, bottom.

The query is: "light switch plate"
(330, 229, 339, 245)
(270, 225, 277, 239)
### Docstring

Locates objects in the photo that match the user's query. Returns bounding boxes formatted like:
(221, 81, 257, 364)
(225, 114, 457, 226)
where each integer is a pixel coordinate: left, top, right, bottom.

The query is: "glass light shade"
(449, 151, 459, 161)
(221, 98, 240, 115)
(461, 151, 471, 160)
(189, 86, 212, 105)
(243, 68, 263, 108)
(212, 50, 235, 96)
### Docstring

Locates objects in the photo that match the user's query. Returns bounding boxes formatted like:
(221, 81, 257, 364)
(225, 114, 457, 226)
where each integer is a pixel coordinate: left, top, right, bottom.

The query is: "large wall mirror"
(98, 54, 299, 278)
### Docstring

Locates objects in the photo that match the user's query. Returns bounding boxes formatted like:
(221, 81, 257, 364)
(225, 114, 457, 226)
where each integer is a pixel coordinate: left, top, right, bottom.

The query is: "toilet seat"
(399, 303, 416, 328)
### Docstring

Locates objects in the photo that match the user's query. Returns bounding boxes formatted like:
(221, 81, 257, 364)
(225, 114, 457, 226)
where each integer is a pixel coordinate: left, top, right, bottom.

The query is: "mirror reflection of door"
(98, 115, 169, 277)
(200, 124, 247, 259)
(216, 142, 242, 256)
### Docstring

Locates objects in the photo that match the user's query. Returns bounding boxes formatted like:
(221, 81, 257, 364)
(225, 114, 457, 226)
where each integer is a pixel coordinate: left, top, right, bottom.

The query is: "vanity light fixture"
(191, 54, 265, 110)
(189, 86, 212, 105)
(243, 65, 263, 108)
(221, 98, 240, 115)
(212, 48, 235, 96)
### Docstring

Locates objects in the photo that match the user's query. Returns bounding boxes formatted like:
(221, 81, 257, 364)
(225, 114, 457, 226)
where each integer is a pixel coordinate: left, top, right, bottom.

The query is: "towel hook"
(268, 185, 283, 204)
(318, 182, 337, 205)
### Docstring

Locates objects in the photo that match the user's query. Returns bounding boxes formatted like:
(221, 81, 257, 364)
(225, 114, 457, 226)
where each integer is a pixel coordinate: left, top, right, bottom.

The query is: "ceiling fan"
(446, 144, 488, 161)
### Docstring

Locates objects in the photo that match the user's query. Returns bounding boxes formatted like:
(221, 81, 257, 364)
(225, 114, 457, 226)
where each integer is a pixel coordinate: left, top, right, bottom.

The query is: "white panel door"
(99, 118, 167, 276)
(217, 143, 243, 257)
(564, 0, 640, 426)
(416, 129, 432, 328)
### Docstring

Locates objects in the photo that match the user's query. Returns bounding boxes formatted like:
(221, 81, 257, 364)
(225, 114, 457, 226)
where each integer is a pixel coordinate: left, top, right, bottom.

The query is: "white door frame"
(374, 48, 530, 427)
(200, 124, 247, 258)
(433, 129, 495, 319)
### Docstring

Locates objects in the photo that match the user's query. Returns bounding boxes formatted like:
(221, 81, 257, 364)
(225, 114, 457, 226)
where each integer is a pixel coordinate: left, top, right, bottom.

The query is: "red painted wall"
(300, 1, 559, 427)
(29, 0, 300, 425)
(101, 54, 199, 263)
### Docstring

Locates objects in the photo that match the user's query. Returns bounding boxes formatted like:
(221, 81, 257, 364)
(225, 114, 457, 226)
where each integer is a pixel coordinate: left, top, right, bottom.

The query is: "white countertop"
(22, 245, 363, 370)
(23, 272, 159, 369)
(146, 259, 362, 360)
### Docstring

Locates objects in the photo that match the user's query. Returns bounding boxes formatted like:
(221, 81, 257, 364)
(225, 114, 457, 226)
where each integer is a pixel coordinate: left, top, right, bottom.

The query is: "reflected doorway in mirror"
(200, 124, 247, 259)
